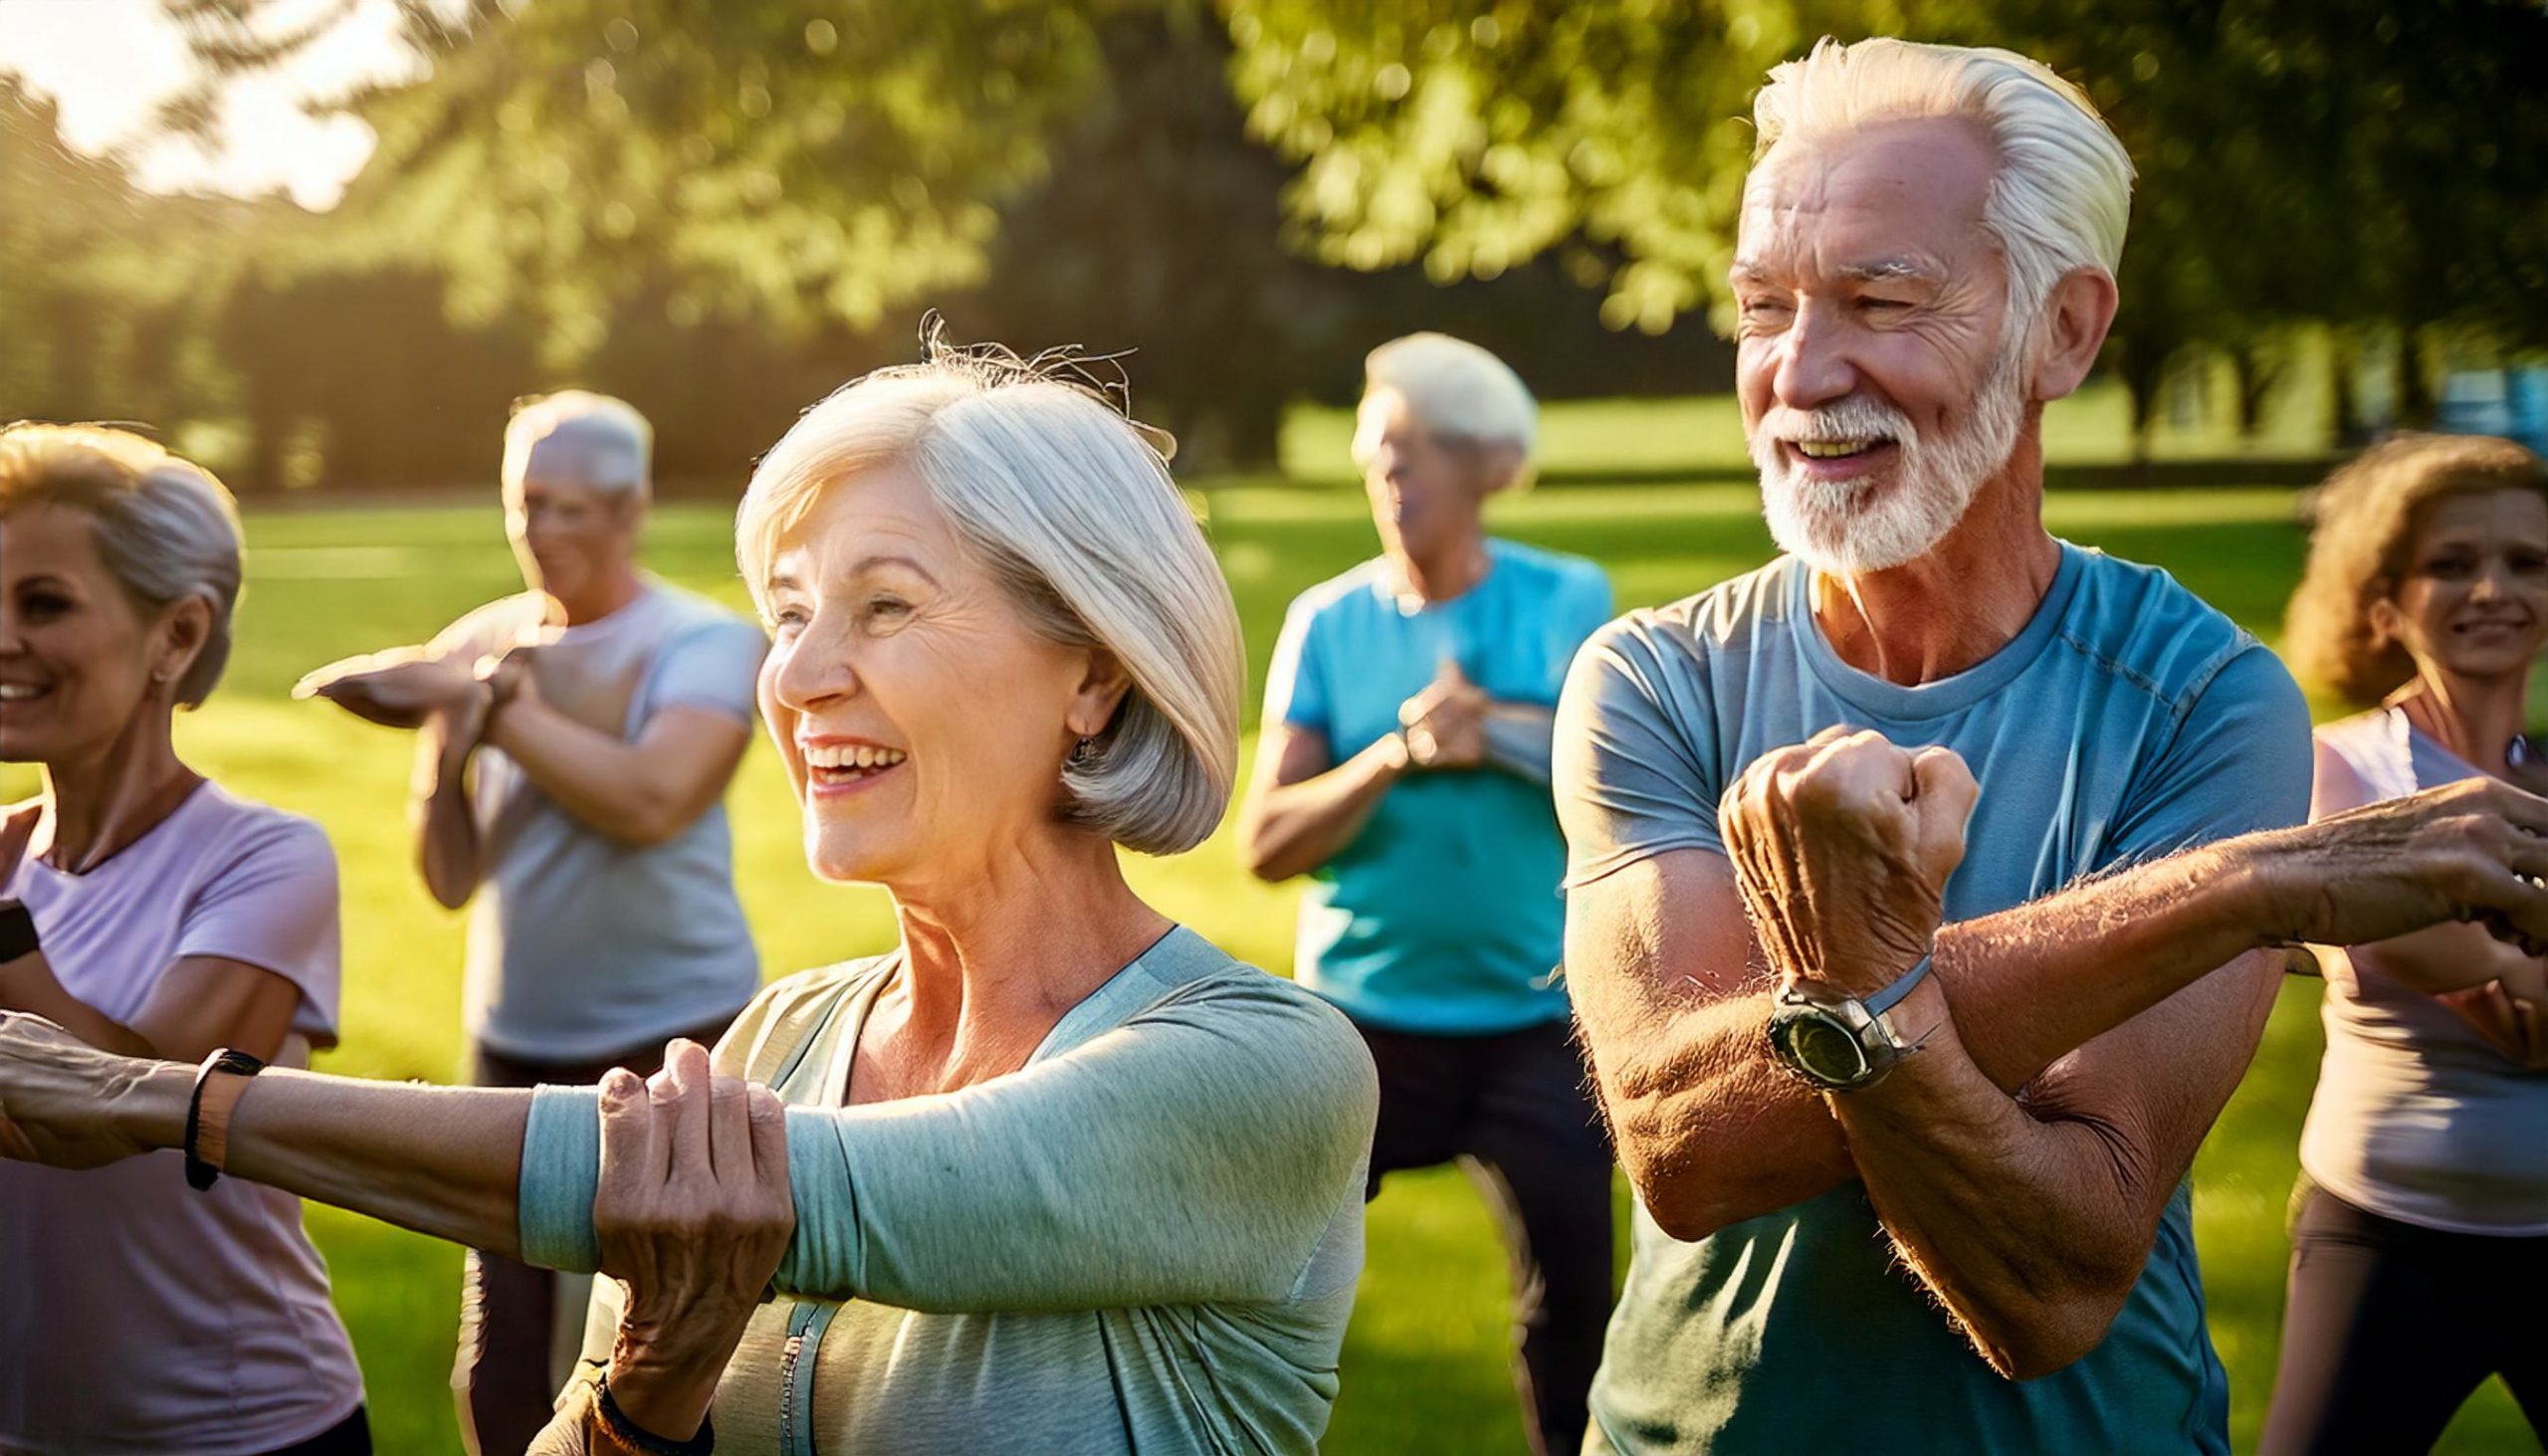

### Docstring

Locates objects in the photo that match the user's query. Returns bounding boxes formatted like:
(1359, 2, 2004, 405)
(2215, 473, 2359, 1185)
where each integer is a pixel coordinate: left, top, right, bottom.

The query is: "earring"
(1068, 736, 1095, 767)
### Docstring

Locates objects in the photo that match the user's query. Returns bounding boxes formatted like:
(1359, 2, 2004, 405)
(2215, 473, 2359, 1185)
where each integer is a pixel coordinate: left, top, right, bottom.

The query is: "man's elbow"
(1970, 1269, 2141, 1381)
(1610, 1102, 1745, 1242)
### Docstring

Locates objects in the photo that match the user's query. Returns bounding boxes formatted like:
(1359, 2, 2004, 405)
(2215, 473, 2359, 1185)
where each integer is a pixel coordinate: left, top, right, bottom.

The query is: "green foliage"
(1222, 0, 2548, 433)
(187, 0, 1119, 364)
(1224, 0, 1874, 335)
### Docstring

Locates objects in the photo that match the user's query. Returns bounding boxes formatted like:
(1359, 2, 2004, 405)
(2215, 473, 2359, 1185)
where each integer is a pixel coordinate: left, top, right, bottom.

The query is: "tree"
(1223, 0, 2548, 448)
(164, 0, 1122, 365)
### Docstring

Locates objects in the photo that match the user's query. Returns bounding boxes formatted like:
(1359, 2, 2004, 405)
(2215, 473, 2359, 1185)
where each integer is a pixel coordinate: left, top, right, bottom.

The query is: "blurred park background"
(5, 0, 2548, 1451)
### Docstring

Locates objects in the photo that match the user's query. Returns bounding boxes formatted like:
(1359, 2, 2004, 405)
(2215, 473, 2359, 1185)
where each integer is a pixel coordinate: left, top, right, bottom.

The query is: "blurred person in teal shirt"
(1240, 332, 1615, 1455)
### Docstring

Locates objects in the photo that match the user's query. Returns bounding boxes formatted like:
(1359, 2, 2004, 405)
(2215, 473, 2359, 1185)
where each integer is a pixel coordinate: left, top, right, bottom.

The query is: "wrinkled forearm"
(1617, 843, 2281, 1236)
(1595, 991, 1854, 1241)
(1825, 983, 2151, 1380)
(112, 1063, 531, 1254)
(484, 699, 690, 847)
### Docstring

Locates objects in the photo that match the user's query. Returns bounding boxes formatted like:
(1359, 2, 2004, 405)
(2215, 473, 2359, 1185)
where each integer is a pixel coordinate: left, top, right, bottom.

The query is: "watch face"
(1782, 1013, 1869, 1087)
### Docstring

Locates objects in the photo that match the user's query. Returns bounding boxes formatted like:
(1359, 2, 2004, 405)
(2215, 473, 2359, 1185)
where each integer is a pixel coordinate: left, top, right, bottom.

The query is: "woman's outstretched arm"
(0, 1011, 530, 1255)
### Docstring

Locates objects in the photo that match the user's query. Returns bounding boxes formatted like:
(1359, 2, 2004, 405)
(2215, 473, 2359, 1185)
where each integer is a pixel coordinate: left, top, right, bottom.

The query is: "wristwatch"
(0, 900, 38, 963)
(184, 1047, 269, 1191)
(1767, 953, 1934, 1092)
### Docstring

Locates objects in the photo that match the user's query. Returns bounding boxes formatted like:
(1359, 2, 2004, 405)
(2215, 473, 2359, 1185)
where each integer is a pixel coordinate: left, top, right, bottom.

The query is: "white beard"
(1751, 341, 2028, 576)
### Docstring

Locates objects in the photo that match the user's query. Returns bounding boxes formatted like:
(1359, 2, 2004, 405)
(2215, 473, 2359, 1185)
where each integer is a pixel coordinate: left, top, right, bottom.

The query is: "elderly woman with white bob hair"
(0, 343, 1380, 1455)
(1239, 333, 1614, 1453)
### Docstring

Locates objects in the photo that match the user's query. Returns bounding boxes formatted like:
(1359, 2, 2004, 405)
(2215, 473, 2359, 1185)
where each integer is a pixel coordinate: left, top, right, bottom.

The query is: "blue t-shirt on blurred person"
(1555, 541, 2312, 1456)
(1264, 537, 1612, 1035)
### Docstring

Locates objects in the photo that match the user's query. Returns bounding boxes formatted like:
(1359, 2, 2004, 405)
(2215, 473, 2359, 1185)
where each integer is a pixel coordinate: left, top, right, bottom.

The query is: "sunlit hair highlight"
(2285, 432, 2548, 705)
(736, 330, 1242, 855)
(0, 423, 244, 709)
(1752, 38, 2136, 329)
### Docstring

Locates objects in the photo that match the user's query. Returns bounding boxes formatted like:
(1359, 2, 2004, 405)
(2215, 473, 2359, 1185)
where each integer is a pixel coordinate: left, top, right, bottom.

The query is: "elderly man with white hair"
(301, 390, 766, 1453)
(1555, 38, 2548, 1454)
(1240, 332, 1615, 1453)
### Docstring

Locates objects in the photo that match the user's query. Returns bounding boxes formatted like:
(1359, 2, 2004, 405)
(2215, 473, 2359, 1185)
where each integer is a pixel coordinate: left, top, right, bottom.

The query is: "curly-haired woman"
(2263, 432, 2548, 1454)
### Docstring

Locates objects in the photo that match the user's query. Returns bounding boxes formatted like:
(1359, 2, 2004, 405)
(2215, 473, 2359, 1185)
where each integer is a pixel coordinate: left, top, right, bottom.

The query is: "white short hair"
(0, 424, 244, 709)
(736, 351, 1242, 856)
(503, 390, 653, 500)
(1358, 332, 1538, 475)
(1753, 38, 2136, 323)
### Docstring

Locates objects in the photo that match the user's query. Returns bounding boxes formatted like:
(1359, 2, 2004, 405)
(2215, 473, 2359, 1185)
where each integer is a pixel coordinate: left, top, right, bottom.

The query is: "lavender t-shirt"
(0, 781, 364, 1454)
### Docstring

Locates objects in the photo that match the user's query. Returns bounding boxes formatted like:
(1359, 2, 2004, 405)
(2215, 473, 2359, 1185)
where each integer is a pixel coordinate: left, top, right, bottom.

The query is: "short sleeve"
(1554, 615, 1725, 888)
(1559, 563, 1617, 653)
(643, 616, 765, 725)
(2103, 645, 2314, 866)
(1261, 596, 1331, 739)
(177, 816, 343, 1041)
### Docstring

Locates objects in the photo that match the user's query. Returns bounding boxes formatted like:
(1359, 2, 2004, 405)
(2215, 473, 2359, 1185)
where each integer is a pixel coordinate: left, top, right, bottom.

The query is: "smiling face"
(1354, 386, 1504, 564)
(504, 471, 639, 609)
(1733, 115, 2032, 574)
(756, 462, 1114, 887)
(2379, 488, 2548, 686)
(0, 504, 191, 766)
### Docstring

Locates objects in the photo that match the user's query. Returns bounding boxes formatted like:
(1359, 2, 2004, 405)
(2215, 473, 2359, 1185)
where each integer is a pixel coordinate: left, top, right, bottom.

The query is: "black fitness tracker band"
(597, 1377, 718, 1456)
(184, 1047, 268, 1191)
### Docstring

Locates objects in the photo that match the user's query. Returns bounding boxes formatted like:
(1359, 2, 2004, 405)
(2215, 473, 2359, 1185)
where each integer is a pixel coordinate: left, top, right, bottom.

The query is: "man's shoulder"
(2056, 545, 2284, 713)
(644, 580, 764, 642)
(1583, 555, 1801, 669)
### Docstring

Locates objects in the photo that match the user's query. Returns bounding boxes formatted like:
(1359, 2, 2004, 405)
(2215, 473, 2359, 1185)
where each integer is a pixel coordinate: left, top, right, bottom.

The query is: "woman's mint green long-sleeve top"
(518, 927, 1380, 1455)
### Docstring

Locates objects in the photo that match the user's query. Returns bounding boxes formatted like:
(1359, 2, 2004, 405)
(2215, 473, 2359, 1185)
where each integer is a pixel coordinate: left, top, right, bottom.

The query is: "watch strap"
(596, 1375, 717, 1456)
(184, 1048, 267, 1191)
(1861, 951, 1935, 1019)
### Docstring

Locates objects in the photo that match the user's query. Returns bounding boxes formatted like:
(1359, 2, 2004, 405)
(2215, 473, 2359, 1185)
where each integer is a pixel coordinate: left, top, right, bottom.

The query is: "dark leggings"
(454, 1017, 736, 1456)
(1356, 1016, 1618, 1456)
(2259, 1184, 2548, 1454)
(266, 1406, 370, 1455)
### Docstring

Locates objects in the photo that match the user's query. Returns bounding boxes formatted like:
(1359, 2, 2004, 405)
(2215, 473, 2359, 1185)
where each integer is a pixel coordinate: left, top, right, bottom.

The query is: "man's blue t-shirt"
(1266, 538, 1612, 1035)
(1554, 542, 2311, 1455)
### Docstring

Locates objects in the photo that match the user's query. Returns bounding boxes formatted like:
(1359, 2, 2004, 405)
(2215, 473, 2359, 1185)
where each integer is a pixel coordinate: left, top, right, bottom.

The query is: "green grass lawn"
(7, 386, 2536, 1454)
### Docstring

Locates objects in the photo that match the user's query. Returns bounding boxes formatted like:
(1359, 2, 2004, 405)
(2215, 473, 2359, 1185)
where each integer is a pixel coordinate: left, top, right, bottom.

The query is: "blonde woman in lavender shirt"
(0, 425, 366, 1454)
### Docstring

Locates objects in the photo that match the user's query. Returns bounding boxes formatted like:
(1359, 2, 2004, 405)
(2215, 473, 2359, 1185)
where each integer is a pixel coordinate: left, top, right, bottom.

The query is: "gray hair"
(0, 424, 245, 709)
(1357, 332, 1539, 484)
(503, 390, 653, 500)
(736, 348, 1243, 856)
(1752, 38, 2136, 327)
